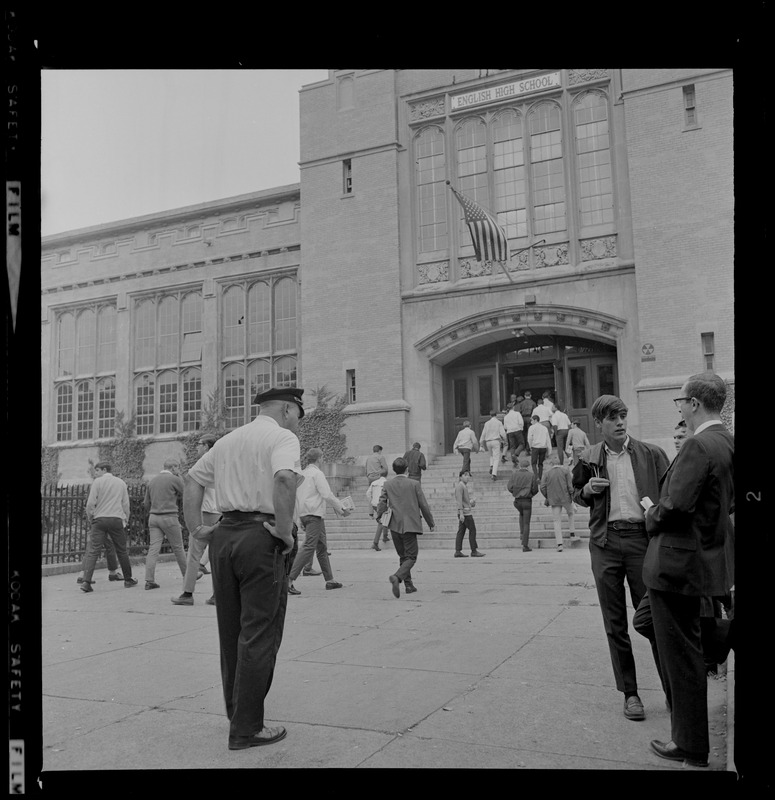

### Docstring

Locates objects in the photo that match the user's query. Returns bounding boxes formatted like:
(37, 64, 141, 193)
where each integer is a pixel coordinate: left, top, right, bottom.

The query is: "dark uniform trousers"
(210, 512, 297, 738)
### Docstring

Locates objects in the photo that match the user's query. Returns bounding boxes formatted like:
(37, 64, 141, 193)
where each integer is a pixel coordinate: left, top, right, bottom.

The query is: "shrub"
(298, 386, 352, 466)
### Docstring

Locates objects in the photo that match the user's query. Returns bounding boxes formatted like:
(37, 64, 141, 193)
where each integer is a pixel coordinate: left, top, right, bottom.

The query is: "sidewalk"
(41, 546, 733, 777)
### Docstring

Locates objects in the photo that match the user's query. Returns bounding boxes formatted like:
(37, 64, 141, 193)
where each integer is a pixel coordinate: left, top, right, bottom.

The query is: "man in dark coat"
(377, 457, 435, 597)
(644, 372, 734, 768)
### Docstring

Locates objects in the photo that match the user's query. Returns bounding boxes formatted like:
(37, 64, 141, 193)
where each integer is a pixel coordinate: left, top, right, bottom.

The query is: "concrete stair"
(323, 450, 589, 551)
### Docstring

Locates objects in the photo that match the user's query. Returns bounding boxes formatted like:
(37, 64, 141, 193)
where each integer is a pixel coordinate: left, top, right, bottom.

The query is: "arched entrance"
(413, 305, 626, 451)
(446, 336, 617, 447)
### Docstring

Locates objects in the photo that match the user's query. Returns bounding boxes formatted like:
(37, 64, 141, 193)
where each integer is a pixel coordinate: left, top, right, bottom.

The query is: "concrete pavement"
(41, 545, 733, 776)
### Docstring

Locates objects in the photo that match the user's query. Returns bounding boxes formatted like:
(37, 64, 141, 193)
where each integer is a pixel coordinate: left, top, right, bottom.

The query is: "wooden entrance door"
(566, 356, 618, 445)
(449, 368, 496, 448)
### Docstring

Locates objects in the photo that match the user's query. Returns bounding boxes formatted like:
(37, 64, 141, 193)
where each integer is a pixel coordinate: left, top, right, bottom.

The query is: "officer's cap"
(253, 387, 305, 418)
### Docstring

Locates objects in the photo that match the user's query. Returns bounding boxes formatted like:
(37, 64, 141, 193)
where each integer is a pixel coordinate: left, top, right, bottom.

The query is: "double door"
(449, 368, 496, 445)
(566, 356, 618, 445)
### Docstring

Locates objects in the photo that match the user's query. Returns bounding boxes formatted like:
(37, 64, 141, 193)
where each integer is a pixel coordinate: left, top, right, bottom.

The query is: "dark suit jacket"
(376, 474, 434, 534)
(643, 424, 734, 597)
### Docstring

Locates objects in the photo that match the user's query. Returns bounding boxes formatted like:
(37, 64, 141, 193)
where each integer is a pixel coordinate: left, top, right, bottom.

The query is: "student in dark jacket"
(507, 454, 539, 552)
(571, 395, 669, 724)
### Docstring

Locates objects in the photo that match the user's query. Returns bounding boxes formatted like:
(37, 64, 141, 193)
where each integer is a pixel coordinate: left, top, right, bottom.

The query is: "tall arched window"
(492, 110, 527, 240)
(135, 373, 155, 435)
(76, 380, 94, 440)
(75, 309, 96, 376)
(131, 291, 203, 435)
(158, 370, 178, 433)
(529, 103, 566, 235)
(57, 313, 75, 377)
(53, 303, 117, 441)
(574, 93, 613, 227)
(96, 306, 116, 373)
(220, 274, 299, 428)
(56, 384, 73, 441)
(416, 127, 447, 253)
(223, 362, 246, 429)
(456, 118, 488, 244)
(249, 282, 271, 355)
(181, 368, 202, 431)
(274, 356, 297, 388)
(97, 377, 116, 439)
(274, 278, 297, 352)
(222, 285, 245, 359)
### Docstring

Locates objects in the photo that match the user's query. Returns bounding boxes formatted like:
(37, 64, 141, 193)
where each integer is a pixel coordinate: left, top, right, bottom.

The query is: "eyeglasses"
(673, 396, 692, 409)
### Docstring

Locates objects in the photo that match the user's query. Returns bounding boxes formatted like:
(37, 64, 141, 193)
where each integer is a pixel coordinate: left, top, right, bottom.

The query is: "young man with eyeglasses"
(571, 395, 670, 724)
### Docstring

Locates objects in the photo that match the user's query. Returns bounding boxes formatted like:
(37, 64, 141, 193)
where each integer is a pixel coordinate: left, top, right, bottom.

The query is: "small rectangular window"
(701, 332, 715, 371)
(346, 369, 356, 403)
(343, 159, 353, 194)
(683, 85, 697, 127)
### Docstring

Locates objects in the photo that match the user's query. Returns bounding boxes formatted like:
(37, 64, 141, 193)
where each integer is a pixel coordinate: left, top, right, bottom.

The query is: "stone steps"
(323, 450, 587, 550)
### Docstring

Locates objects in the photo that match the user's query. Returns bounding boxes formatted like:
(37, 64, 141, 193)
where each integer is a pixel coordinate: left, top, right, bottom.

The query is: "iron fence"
(40, 482, 190, 565)
(41, 473, 362, 565)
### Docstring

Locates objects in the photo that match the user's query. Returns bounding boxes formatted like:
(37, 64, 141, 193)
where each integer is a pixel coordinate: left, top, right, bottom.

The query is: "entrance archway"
(414, 305, 626, 450)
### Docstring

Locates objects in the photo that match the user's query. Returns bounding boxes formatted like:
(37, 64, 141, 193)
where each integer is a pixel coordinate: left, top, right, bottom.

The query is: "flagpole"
(446, 181, 545, 283)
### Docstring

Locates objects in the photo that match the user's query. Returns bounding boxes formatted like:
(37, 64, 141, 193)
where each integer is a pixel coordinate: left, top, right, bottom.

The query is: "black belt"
(221, 510, 274, 520)
(607, 521, 646, 531)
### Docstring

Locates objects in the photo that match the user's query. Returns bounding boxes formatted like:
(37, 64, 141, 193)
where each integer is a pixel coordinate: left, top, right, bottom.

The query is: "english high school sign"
(451, 72, 561, 111)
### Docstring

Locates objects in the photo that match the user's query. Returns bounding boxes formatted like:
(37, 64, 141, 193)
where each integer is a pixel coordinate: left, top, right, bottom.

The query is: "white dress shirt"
(188, 415, 302, 513)
(295, 463, 344, 518)
(605, 437, 644, 522)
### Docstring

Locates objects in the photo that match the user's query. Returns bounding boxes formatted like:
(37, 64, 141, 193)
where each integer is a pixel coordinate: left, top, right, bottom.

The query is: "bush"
(298, 386, 352, 466)
(41, 446, 60, 484)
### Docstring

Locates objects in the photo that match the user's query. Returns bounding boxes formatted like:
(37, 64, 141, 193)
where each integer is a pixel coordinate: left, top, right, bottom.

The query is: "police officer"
(183, 387, 305, 750)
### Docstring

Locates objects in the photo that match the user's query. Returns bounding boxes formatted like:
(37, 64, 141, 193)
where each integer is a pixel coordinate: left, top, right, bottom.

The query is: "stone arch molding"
(415, 305, 626, 365)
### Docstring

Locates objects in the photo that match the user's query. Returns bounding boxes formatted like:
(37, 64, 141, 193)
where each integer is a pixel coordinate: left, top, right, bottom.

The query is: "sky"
(40, 69, 330, 236)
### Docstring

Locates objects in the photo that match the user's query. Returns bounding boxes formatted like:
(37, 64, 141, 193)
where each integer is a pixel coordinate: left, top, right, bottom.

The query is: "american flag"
(450, 185, 510, 263)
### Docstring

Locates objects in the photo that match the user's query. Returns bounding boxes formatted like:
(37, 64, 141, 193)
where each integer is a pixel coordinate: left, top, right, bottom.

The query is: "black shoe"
(389, 575, 400, 598)
(205, 595, 216, 605)
(303, 569, 322, 576)
(325, 581, 342, 590)
(522, 546, 532, 552)
(108, 573, 124, 581)
(623, 695, 645, 720)
(471, 551, 485, 557)
(454, 551, 469, 558)
(405, 584, 417, 594)
(372, 544, 381, 551)
(382, 537, 389, 543)
(77, 577, 95, 584)
(80, 581, 94, 593)
(288, 584, 301, 595)
(124, 578, 138, 588)
(649, 739, 708, 767)
(171, 594, 194, 606)
(228, 726, 287, 750)
(145, 581, 160, 590)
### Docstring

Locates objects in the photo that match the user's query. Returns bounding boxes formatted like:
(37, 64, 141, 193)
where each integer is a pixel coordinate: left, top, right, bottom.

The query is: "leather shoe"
(623, 695, 645, 720)
(228, 726, 287, 750)
(649, 739, 708, 767)
(171, 594, 194, 605)
(80, 581, 94, 593)
(124, 578, 138, 588)
(77, 577, 95, 584)
(205, 595, 216, 605)
(389, 575, 400, 598)
(303, 568, 322, 576)
(372, 544, 381, 551)
(522, 546, 532, 552)
(145, 581, 160, 590)
(471, 551, 485, 557)
(108, 573, 124, 581)
(454, 551, 469, 558)
(325, 581, 342, 590)
(198, 565, 210, 575)
(288, 584, 301, 595)
(405, 584, 417, 594)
